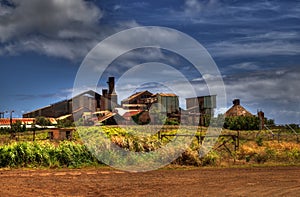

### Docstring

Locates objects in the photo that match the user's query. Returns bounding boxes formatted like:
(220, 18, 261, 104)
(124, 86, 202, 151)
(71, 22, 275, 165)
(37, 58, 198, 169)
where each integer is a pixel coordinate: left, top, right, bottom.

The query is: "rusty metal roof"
(122, 110, 142, 118)
(156, 93, 178, 97)
(122, 104, 147, 107)
(122, 90, 153, 102)
(98, 112, 116, 122)
(225, 105, 253, 117)
(57, 114, 72, 120)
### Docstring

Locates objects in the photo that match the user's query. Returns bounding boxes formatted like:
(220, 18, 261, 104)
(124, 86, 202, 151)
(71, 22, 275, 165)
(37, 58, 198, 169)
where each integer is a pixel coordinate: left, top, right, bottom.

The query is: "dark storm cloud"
(222, 67, 300, 123)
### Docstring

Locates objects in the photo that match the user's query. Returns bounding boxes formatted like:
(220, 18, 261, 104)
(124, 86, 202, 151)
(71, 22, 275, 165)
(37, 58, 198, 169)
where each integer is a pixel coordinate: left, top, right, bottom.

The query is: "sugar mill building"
(186, 95, 216, 115)
(121, 91, 179, 114)
(22, 76, 218, 126)
(121, 90, 153, 110)
(23, 77, 118, 119)
(23, 90, 101, 119)
(183, 95, 217, 126)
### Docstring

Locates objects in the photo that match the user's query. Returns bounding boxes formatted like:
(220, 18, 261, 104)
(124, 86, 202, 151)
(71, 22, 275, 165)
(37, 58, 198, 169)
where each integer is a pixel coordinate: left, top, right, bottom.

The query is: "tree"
(22, 124, 26, 132)
(57, 119, 74, 128)
(12, 120, 23, 133)
(35, 116, 51, 127)
(265, 118, 275, 127)
(224, 116, 260, 130)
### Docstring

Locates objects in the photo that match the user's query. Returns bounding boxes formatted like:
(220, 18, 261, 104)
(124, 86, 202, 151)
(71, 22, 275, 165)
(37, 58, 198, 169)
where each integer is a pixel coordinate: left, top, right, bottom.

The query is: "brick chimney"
(233, 99, 240, 106)
(107, 77, 118, 110)
(107, 77, 116, 94)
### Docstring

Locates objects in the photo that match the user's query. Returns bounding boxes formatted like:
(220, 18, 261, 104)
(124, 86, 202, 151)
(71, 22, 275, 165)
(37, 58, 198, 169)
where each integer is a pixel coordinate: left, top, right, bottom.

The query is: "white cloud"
(183, 0, 220, 16)
(195, 74, 224, 81)
(113, 4, 121, 11)
(0, 0, 145, 61)
(0, 0, 102, 41)
(0, 0, 103, 60)
(184, 0, 202, 15)
(229, 62, 259, 70)
(2, 36, 99, 60)
(247, 32, 300, 40)
(116, 20, 140, 29)
(209, 40, 300, 57)
(168, 0, 300, 27)
(0, 4, 13, 16)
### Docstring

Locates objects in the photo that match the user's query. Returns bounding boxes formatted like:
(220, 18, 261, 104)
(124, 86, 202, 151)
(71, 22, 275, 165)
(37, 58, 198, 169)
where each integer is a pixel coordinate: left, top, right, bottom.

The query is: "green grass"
(0, 141, 100, 168)
(0, 127, 299, 169)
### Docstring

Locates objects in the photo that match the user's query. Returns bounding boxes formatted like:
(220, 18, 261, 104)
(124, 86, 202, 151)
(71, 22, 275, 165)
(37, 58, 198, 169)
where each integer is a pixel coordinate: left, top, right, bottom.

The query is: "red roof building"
(0, 118, 57, 127)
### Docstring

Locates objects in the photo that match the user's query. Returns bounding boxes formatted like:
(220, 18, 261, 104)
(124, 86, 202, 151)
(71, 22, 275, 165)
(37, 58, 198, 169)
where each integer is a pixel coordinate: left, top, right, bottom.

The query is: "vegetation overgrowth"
(0, 126, 299, 169)
(0, 141, 99, 168)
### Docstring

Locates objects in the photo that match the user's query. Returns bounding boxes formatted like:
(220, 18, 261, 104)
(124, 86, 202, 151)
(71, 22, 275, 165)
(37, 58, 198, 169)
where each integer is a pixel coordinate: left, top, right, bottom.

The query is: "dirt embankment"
(0, 166, 299, 196)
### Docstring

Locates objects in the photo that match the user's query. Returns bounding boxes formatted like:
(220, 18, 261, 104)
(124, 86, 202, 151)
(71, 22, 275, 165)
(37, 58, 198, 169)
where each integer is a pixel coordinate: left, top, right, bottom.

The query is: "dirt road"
(0, 166, 299, 196)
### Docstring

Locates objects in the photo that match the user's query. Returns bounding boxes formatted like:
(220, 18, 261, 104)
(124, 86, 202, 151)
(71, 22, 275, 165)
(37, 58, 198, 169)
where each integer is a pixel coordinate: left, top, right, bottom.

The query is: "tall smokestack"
(107, 77, 118, 111)
(101, 89, 108, 111)
(102, 89, 108, 98)
(107, 77, 116, 94)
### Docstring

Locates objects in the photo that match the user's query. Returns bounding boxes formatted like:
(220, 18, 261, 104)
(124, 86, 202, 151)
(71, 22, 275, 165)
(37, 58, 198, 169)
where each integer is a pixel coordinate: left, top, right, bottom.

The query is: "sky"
(0, 0, 300, 124)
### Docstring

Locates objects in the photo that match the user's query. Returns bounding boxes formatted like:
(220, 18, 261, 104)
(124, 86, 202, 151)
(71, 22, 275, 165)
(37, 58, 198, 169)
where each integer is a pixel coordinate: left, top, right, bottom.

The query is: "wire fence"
(0, 125, 299, 146)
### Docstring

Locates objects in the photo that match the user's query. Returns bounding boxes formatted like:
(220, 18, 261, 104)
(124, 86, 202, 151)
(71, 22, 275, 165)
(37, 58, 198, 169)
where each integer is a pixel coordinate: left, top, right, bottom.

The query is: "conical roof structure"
(225, 99, 253, 117)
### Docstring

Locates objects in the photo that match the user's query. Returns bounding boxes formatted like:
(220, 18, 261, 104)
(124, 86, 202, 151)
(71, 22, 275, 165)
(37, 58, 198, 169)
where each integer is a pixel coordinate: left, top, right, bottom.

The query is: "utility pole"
(10, 110, 15, 139)
(32, 119, 36, 141)
(0, 111, 7, 118)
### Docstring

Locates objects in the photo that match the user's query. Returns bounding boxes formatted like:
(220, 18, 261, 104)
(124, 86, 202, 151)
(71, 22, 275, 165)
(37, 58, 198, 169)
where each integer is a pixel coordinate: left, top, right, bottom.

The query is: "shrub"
(255, 137, 263, 146)
(173, 148, 201, 166)
(253, 152, 268, 164)
(35, 116, 52, 126)
(57, 119, 74, 128)
(224, 116, 260, 130)
(164, 119, 180, 125)
(200, 151, 220, 166)
(0, 141, 98, 168)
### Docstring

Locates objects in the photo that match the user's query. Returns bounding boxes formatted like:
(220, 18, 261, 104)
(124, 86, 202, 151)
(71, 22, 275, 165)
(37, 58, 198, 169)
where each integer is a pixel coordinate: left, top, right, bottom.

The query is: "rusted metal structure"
(121, 91, 179, 114)
(48, 128, 74, 140)
(121, 90, 153, 110)
(184, 95, 217, 126)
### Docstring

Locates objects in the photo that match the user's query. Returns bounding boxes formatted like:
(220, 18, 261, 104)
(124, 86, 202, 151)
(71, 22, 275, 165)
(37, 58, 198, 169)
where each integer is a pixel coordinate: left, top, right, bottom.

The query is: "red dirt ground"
(0, 166, 299, 196)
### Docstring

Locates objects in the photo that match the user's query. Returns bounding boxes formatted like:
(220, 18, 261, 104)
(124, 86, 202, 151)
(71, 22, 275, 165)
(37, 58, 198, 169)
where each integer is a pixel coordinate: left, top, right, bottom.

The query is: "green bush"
(255, 137, 263, 146)
(200, 151, 220, 166)
(57, 119, 74, 128)
(253, 152, 268, 164)
(35, 116, 52, 126)
(224, 116, 260, 130)
(0, 142, 99, 168)
(164, 119, 180, 125)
